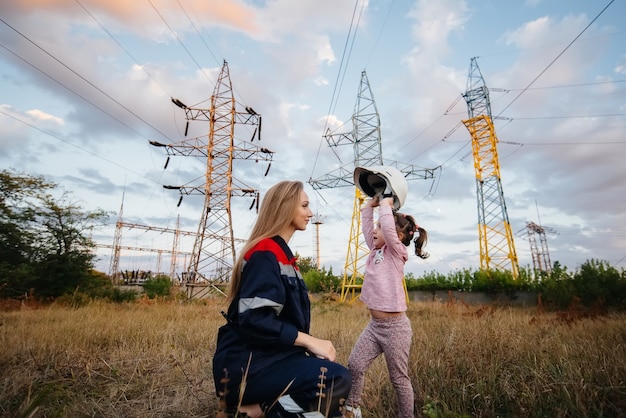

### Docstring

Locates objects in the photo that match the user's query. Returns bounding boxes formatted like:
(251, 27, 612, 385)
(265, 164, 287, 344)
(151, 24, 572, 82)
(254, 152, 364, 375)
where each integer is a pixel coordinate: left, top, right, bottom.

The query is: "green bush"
(77, 270, 138, 303)
(534, 262, 572, 309)
(406, 260, 625, 311)
(470, 268, 532, 295)
(104, 286, 139, 303)
(142, 276, 172, 299)
(538, 259, 626, 310)
(303, 267, 341, 293)
(407, 271, 450, 291)
(574, 259, 624, 307)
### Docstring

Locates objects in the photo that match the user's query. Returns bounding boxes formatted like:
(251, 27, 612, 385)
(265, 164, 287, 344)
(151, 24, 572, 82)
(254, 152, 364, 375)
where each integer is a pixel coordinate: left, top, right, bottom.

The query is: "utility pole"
(312, 213, 324, 268)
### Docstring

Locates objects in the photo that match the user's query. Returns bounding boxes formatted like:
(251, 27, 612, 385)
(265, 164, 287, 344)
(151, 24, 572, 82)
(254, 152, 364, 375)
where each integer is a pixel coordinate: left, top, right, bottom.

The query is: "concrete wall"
(408, 290, 538, 307)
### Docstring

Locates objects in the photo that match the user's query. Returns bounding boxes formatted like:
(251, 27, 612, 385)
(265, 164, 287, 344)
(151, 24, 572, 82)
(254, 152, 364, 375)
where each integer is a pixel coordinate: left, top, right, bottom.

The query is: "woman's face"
(291, 190, 313, 231)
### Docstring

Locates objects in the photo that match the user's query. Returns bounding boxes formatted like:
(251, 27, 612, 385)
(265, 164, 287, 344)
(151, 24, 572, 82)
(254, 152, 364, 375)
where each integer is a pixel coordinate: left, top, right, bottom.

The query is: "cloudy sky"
(1, 0, 624, 279)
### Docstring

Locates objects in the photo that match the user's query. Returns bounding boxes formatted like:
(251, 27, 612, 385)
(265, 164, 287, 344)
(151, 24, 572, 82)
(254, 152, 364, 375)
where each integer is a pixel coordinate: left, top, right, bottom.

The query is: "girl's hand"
(379, 197, 394, 207)
(366, 196, 380, 207)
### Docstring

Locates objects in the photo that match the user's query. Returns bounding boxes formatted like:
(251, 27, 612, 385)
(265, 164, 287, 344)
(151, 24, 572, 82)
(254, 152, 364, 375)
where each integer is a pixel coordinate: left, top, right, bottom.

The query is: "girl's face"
(372, 222, 386, 249)
(373, 221, 403, 249)
(291, 190, 313, 231)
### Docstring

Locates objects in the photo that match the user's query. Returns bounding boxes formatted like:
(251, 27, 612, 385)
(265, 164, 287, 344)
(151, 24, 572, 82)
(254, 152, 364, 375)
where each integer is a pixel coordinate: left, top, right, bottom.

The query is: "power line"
(310, 0, 365, 179)
(399, 77, 626, 156)
(74, 0, 172, 99)
(147, 0, 214, 86)
(510, 112, 626, 120)
(556, 228, 626, 237)
(474, 29, 626, 60)
(1, 104, 173, 219)
(173, 0, 261, 121)
(0, 109, 160, 185)
(397, 0, 620, 179)
(509, 140, 626, 145)
(0, 42, 157, 142)
(502, 79, 626, 91)
(176, 0, 221, 67)
(363, 0, 396, 69)
(0, 16, 173, 142)
(496, 0, 615, 117)
(397, 96, 463, 159)
(0, 13, 176, 219)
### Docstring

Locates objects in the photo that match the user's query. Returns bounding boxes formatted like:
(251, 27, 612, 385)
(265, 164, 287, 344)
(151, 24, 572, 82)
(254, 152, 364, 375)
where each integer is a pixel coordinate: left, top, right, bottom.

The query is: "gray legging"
(347, 314, 414, 418)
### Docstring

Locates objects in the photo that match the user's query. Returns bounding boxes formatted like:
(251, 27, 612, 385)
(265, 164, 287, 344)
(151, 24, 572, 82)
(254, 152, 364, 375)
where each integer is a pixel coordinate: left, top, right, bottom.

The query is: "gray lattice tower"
(108, 198, 123, 284)
(170, 215, 180, 282)
(310, 70, 438, 301)
(462, 57, 519, 278)
(526, 221, 555, 275)
(99, 240, 192, 282)
(151, 60, 273, 284)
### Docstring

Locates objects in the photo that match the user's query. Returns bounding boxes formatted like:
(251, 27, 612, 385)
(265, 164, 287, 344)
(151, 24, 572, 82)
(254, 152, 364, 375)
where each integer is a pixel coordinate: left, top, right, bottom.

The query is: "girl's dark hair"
(393, 212, 430, 259)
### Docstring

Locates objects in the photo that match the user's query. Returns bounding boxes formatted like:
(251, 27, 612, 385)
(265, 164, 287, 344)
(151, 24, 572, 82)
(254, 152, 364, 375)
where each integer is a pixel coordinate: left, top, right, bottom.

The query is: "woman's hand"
(295, 332, 337, 362)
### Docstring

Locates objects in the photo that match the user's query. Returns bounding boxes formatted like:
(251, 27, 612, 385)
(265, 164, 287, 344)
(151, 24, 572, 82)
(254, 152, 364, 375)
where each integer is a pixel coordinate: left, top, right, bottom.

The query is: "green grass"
(0, 296, 624, 417)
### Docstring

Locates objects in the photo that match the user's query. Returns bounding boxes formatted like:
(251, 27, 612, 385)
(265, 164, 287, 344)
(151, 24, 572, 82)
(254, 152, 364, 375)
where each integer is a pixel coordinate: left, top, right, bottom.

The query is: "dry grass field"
(1, 296, 624, 417)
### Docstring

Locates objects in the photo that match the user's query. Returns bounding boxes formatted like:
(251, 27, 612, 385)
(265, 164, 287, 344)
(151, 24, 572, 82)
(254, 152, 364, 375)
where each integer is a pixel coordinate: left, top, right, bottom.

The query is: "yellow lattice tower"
(340, 188, 368, 302)
(310, 71, 438, 302)
(462, 58, 519, 278)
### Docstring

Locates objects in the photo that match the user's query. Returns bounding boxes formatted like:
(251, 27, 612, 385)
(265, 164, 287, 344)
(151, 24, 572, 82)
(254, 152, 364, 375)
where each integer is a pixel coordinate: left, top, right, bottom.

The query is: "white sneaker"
(344, 405, 362, 418)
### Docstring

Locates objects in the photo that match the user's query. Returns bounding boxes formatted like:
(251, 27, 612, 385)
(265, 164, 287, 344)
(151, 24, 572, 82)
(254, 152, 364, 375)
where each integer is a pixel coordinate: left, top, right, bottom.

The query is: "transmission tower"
(524, 221, 557, 275)
(309, 70, 439, 302)
(150, 60, 273, 288)
(461, 57, 520, 278)
(106, 208, 232, 280)
(170, 215, 181, 280)
(109, 195, 123, 284)
(100, 242, 192, 281)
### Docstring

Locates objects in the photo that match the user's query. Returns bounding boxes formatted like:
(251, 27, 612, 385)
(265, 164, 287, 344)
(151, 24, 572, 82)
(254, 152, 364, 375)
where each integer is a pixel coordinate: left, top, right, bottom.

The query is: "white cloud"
(25, 109, 64, 125)
(316, 35, 336, 65)
(407, 0, 469, 58)
(1, 0, 624, 276)
(615, 54, 626, 75)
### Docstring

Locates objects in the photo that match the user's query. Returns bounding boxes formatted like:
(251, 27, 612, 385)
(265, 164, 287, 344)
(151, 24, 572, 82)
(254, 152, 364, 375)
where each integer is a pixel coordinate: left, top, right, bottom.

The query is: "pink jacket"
(360, 204, 408, 312)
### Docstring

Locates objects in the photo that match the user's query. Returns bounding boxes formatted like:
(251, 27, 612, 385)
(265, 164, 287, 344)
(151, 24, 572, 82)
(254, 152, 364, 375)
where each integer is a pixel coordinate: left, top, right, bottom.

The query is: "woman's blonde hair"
(227, 180, 304, 302)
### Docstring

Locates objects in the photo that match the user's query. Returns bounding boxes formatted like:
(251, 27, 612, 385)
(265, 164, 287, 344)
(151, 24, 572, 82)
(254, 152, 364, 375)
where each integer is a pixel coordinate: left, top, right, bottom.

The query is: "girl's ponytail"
(413, 227, 429, 259)
(394, 212, 430, 258)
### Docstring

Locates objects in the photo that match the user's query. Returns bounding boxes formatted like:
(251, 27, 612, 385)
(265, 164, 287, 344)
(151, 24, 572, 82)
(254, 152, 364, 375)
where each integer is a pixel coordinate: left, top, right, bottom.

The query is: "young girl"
(344, 196, 428, 418)
(212, 180, 351, 418)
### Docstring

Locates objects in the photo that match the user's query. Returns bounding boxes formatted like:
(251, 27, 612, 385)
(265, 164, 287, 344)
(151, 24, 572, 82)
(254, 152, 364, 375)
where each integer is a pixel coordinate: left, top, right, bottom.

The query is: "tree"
(0, 170, 54, 268)
(0, 169, 110, 298)
(295, 254, 317, 274)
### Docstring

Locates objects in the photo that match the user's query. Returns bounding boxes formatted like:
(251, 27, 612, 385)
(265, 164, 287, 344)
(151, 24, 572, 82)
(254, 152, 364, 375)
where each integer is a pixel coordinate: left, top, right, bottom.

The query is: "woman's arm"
(294, 331, 337, 361)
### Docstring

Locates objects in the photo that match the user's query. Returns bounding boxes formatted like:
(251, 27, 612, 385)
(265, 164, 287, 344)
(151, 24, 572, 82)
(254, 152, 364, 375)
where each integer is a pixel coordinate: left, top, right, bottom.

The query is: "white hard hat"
(353, 165, 408, 210)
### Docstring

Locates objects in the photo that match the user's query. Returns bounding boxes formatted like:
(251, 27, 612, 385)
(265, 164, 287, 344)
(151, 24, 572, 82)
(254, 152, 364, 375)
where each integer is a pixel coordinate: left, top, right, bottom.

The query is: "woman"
(213, 180, 351, 417)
